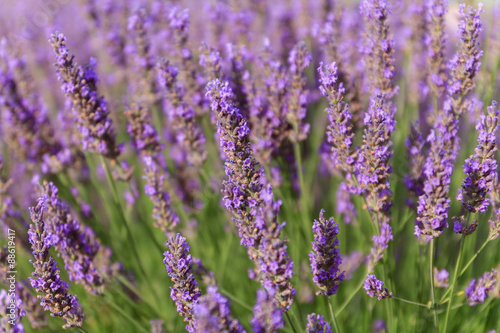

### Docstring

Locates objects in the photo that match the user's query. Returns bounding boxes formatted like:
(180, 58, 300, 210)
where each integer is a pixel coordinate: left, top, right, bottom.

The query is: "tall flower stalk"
(206, 79, 295, 311)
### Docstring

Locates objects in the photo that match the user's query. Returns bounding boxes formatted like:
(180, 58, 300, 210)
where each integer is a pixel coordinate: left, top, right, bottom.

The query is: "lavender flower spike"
(206, 79, 295, 310)
(360, 0, 397, 98)
(457, 101, 499, 214)
(448, 3, 484, 112)
(465, 268, 498, 306)
(193, 286, 246, 333)
(250, 289, 284, 333)
(426, 0, 448, 97)
(363, 274, 393, 300)
(40, 181, 106, 294)
(309, 209, 345, 296)
(318, 61, 356, 175)
(306, 313, 332, 333)
(49, 32, 121, 159)
(28, 199, 84, 329)
(163, 233, 201, 332)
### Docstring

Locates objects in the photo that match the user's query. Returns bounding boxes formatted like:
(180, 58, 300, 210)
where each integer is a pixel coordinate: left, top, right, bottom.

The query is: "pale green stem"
(430, 238, 439, 331)
(328, 297, 341, 333)
(443, 235, 465, 333)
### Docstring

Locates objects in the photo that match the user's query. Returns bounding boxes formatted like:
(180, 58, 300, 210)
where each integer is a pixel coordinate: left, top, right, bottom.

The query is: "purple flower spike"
(434, 268, 449, 288)
(193, 286, 246, 333)
(318, 61, 356, 176)
(360, 0, 397, 98)
(163, 233, 201, 333)
(448, 3, 484, 116)
(250, 289, 284, 333)
(40, 181, 109, 294)
(426, 0, 448, 97)
(465, 269, 498, 306)
(28, 200, 84, 329)
(49, 33, 121, 160)
(415, 105, 459, 239)
(457, 101, 499, 214)
(309, 210, 345, 296)
(206, 79, 295, 310)
(404, 122, 426, 205)
(363, 274, 393, 300)
(306, 313, 332, 333)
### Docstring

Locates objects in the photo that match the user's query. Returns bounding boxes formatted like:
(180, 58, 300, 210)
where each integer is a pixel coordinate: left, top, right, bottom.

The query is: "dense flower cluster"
(426, 0, 448, 98)
(457, 101, 499, 214)
(207, 79, 295, 311)
(363, 274, 393, 300)
(465, 269, 498, 306)
(250, 289, 284, 333)
(306, 313, 332, 333)
(28, 199, 84, 329)
(163, 233, 201, 332)
(309, 209, 345, 296)
(39, 181, 108, 294)
(193, 286, 245, 333)
(49, 32, 122, 159)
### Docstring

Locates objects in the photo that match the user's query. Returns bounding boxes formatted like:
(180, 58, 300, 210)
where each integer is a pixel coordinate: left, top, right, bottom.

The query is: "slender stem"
(285, 311, 298, 333)
(429, 239, 439, 330)
(76, 327, 89, 333)
(328, 297, 341, 333)
(458, 238, 490, 279)
(336, 276, 365, 316)
(219, 288, 253, 312)
(100, 294, 149, 333)
(293, 137, 312, 243)
(443, 235, 465, 333)
(100, 157, 148, 280)
(440, 233, 490, 304)
(392, 297, 429, 308)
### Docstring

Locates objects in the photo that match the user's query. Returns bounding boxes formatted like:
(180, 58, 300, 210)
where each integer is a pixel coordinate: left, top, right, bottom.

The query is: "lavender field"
(1, 0, 500, 332)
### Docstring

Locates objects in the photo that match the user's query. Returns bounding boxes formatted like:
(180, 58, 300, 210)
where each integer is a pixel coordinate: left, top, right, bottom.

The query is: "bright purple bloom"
(250, 289, 284, 333)
(49, 33, 121, 159)
(457, 101, 499, 214)
(309, 210, 345, 296)
(465, 269, 498, 306)
(368, 223, 393, 272)
(206, 79, 295, 310)
(39, 181, 108, 294)
(306, 313, 332, 333)
(163, 233, 201, 333)
(193, 286, 246, 333)
(28, 200, 84, 329)
(363, 274, 393, 300)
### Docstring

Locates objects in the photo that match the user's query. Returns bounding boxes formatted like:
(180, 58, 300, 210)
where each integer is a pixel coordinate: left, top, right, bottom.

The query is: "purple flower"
(28, 200, 84, 329)
(306, 313, 332, 333)
(363, 274, 393, 300)
(425, 0, 448, 97)
(49, 33, 121, 159)
(125, 103, 162, 156)
(360, 0, 397, 98)
(142, 155, 180, 235)
(193, 286, 245, 333)
(457, 101, 499, 214)
(447, 3, 484, 115)
(368, 223, 393, 272)
(163, 234, 201, 332)
(318, 62, 356, 176)
(309, 210, 345, 296)
(206, 79, 295, 310)
(39, 181, 108, 294)
(434, 268, 449, 288)
(404, 122, 426, 204)
(465, 269, 498, 306)
(0, 288, 25, 333)
(250, 289, 284, 333)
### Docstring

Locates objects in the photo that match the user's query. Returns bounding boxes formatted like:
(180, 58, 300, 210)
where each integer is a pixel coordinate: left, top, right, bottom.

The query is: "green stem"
(328, 297, 341, 333)
(100, 294, 149, 333)
(285, 312, 298, 333)
(336, 276, 365, 316)
(219, 288, 253, 312)
(293, 138, 312, 243)
(392, 297, 429, 308)
(76, 327, 89, 333)
(443, 235, 465, 333)
(100, 157, 148, 280)
(429, 238, 439, 331)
